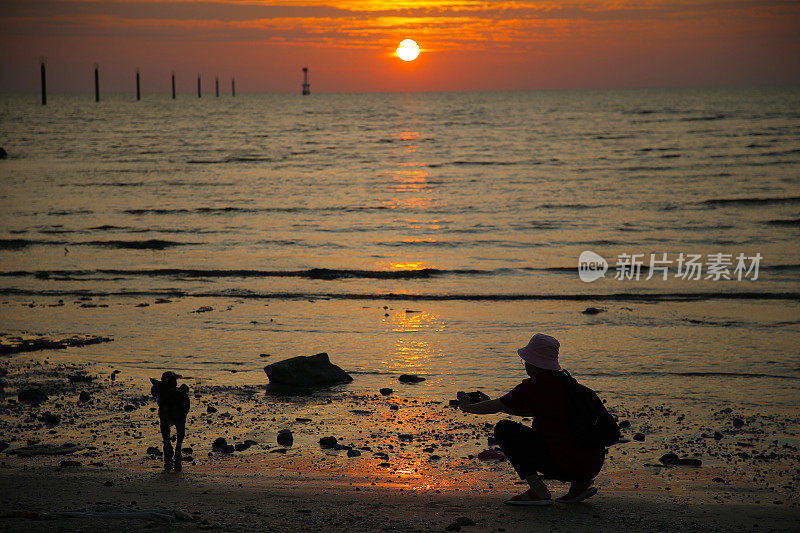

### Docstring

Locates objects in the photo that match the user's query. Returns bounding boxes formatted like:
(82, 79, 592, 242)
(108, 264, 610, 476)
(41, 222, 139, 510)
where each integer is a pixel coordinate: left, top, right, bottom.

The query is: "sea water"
(0, 88, 798, 410)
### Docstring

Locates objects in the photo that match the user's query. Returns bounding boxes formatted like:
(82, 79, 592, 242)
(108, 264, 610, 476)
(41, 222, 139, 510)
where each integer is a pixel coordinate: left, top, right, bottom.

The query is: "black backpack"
(558, 370, 621, 448)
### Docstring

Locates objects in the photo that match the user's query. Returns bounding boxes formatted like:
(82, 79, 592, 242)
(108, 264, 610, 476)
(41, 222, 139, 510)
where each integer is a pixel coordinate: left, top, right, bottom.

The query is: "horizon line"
(2, 83, 799, 98)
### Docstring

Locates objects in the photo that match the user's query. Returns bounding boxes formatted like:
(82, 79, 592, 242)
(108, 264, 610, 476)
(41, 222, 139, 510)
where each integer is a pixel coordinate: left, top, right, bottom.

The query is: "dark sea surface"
(0, 88, 798, 409)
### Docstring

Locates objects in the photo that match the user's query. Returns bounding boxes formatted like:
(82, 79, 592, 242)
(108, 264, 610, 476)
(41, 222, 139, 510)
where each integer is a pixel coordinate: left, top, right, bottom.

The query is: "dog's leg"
(161, 418, 173, 471)
(174, 418, 185, 472)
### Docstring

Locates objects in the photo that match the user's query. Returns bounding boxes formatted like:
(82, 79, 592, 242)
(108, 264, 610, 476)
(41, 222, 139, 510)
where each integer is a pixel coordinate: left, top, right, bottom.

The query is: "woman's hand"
(457, 392, 514, 415)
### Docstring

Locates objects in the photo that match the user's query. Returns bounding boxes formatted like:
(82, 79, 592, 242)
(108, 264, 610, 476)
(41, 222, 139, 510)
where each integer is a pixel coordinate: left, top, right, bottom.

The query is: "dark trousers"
(494, 419, 568, 481)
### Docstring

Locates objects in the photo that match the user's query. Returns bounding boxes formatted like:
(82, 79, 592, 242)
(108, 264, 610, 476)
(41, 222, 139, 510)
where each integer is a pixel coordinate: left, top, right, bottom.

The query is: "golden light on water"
(381, 310, 447, 375)
(382, 197, 439, 209)
(377, 261, 430, 270)
(394, 218, 442, 230)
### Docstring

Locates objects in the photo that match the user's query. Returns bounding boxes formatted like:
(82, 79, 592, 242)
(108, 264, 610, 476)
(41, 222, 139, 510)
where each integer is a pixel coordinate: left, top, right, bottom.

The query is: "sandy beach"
(1, 339, 798, 532)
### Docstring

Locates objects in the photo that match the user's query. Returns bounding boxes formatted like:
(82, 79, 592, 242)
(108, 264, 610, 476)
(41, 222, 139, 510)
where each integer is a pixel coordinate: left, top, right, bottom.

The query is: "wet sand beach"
(1, 326, 798, 531)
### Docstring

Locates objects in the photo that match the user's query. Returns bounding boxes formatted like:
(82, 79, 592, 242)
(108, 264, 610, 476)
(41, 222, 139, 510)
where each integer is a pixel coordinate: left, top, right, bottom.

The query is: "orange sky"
(1, 0, 799, 93)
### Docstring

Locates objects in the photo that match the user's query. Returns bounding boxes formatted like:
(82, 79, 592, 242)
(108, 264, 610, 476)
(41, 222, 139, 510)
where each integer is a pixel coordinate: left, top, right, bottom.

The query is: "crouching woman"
(457, 334, 605, 506)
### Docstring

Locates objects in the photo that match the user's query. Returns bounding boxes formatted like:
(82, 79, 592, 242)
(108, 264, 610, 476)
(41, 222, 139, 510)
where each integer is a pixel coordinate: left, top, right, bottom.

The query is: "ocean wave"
(509, 221, 562, 230)
(82, 240, 197, 250)
(620, 165, 678, 172)
(0, 238, 200, 250)
(0, 267, 490, 280)
(2, 265, 615, 280)
(682, 318, 744, 326)
(700, 196, 800, 206)
(123, 205, 389, 215)
(638, 147, 679, 152)
(3, 264, 796, 279)
(757, 148, 800, 157)
(1, 288, 797, 302)
(71, 182, 146, 188)
(47, 209, 93, 216)
(767, 264, 800, 271)
(89, 225, 128, 231)
(580, 370, 799, 381)
(186, 156, 281, 164)
(427, 160, 518, 168)
(0, 238, 66, 249)
(539, 203, 599, 209)
(766, 219, 800, 227)
(680, 114, 727, 122)
(32, 226, 231, 236)
(39, 229, 76, 234)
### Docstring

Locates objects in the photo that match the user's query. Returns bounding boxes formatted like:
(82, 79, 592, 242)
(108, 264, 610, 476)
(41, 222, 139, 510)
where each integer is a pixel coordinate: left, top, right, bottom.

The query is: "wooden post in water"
(302, 67, 310, 95)
(136, 69, 141, 101)
(171, 72, 176, 99)
(197, 75, 201, 98)
(231, 77, 235, 97)
(94, 64, 100, 102)
(215, 76, 219, 97)
(40, 59, 47, 105)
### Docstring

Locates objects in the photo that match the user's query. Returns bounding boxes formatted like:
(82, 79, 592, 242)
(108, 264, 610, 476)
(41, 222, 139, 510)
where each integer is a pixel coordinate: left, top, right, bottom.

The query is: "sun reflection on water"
(393, 218, 442, 230)
(390, 169, 429, 194)
(381, 197, 440, 209)
(381, 310, 447, 375)
(374, 260, 432, 270)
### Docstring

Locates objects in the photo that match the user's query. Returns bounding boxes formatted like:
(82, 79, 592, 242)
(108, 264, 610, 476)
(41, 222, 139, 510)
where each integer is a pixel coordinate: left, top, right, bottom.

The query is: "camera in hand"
(450, 391, 490, 406)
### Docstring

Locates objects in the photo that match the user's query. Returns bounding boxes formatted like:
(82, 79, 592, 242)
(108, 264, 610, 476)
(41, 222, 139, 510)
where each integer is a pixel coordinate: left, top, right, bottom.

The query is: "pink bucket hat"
(517, 333, 561, 371)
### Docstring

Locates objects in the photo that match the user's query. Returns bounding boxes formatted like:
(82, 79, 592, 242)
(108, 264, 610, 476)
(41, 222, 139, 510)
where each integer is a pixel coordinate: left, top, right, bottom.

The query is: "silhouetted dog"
(150, 371, 190, 471)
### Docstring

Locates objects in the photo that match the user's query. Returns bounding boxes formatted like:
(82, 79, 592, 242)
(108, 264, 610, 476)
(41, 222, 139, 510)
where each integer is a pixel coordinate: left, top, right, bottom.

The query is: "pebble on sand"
(39, 412, 60, 426)
(445, 516, 476, 531)
(659, 452, 680, 465)
(212, 437, 234, 454)
(319, 436, 338, 448)
(277, 429, 293, 447)
(18, 387, 48, 406)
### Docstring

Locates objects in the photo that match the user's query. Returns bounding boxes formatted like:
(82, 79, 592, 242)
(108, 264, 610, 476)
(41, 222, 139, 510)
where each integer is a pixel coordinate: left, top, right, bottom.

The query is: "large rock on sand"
(264, 352, 352, 389)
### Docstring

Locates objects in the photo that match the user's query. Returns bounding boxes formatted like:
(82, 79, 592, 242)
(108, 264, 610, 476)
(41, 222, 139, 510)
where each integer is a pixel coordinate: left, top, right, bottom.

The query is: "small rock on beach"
(264, 352, 353, 388)
(18, 387, 48, 405)
(277, 429, 293, 446)
(445, 517, 476, 531)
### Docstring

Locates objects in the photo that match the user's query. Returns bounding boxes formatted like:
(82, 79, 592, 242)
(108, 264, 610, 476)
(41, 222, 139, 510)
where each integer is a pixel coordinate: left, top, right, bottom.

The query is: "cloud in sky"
(2, 0, 799, 92)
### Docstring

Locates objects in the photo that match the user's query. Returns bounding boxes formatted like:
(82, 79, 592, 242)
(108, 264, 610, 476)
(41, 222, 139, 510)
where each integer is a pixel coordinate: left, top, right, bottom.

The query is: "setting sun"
(396, 39, 420, 61)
